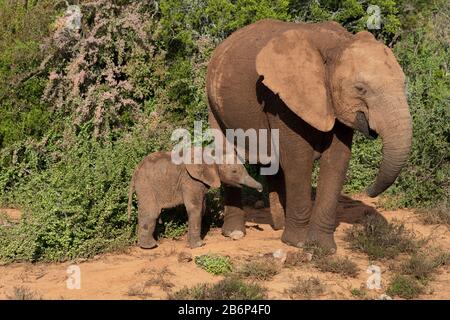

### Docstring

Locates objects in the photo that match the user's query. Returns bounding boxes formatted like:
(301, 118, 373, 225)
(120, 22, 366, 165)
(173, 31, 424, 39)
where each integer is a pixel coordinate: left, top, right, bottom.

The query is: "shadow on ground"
(244, 194, 386, 229)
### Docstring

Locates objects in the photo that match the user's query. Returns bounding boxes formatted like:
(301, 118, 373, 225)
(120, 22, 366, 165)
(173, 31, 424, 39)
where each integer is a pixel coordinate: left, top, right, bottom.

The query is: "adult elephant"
(206, 19, 412, 252)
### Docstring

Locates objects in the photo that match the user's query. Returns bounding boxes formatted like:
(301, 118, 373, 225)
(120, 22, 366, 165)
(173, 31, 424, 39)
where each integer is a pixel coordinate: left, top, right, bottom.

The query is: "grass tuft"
(350, 287, 367, 298)
(169, 276, 267, 300)
(386, 275, 424, 299)
(235, 259, 280, 281)
(344, 216, 418, 259)
(144, 266, 175, 292)
(314, 256, 359, 278)
(303, 242, 333, 259)
(285, 277, 325, 299)
(7, 286, 41, 300)
(417, 205, 450, 226)
(399, 254, 436, 283)
(432, 251, 450, 267)
(127, 284, 152, 299)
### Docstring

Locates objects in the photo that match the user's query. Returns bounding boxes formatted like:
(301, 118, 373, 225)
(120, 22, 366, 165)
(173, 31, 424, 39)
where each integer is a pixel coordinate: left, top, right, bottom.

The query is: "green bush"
(387, 275, 424, 299)
(291, 0, 401, 42)
(195, 254, 233, 275)
(386, 3, 449, 207)
(159, 220, 188, 240)
(0, 0, 58, 148)
(0, 122, 172, 262)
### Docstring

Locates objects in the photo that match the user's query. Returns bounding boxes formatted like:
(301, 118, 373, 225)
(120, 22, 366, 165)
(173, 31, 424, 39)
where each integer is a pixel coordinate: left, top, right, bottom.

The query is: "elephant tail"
(127, 169, 137, 221)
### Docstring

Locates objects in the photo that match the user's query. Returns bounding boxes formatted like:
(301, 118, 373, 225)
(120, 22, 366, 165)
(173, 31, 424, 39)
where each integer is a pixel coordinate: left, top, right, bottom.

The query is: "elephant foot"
(188, 239, 205, 249)
(306, 228, 337, 254)
(221, 207, 246, 239)
(139, 238, 158, 249)
(229, 230, 245, 240)
(281, 225, 308, 248)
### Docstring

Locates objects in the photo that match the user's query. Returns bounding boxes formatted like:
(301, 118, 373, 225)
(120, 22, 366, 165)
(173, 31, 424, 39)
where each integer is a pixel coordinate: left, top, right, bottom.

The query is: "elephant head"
(218, 163, 263, 192)
(185, 151, 263, 191)
(256, 26, 412, 197)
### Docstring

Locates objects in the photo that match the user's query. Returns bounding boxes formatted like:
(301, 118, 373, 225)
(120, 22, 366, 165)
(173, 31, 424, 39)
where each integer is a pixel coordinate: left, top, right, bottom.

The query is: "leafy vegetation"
(195, 253, 233, 275)
(344, 215, 418, 259)
(399, 253, 438, 283)
(285, 276, 325, 299)
(169, 276, 268, 300)
(386, 275, 424, 299)
(417, 205, 450, 226)
(350, 287, 367, 298)
(0, 0, 448, 261)
(235, 259, 280, 281)
(386, 250, 450, 298)
(314, 256, 359, 278)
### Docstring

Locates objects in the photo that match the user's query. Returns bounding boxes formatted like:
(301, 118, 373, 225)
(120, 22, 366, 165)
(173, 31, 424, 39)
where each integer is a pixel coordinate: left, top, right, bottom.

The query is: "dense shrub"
(0, 120, 172, 261)
(0, 0, 57, 148)
(0, 0, 448, 261)
(386, 2, 449, 207)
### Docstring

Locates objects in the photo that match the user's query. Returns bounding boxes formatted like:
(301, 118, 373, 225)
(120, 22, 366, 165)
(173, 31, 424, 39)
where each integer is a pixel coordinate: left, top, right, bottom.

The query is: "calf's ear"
(186, 163, 221, 189)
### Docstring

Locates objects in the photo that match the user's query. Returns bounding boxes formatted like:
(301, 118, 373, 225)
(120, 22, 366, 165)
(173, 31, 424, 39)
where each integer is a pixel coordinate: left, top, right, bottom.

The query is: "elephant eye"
(355, 83, 367, 95)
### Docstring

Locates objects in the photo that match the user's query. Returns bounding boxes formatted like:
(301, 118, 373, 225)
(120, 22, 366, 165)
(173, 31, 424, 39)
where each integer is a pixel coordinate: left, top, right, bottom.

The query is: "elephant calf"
(127, 151, 263, 249)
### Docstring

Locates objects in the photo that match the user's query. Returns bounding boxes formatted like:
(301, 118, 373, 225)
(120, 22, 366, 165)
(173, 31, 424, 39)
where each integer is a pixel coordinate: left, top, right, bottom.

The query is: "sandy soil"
(0, 195, 449, 300)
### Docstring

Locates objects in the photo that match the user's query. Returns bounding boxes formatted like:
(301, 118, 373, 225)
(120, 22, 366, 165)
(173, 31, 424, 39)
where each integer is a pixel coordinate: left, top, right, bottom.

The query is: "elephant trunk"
(242, 175, 263, 192)
(367, 98, 412, 197)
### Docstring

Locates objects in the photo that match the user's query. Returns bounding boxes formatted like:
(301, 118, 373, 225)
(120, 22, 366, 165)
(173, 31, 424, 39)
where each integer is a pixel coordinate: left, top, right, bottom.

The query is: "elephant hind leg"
(137, 205, 159, 249)
(185, 198, 206, 249)
(222, 185, 246, 240)
(267, 171, 285, 230)
(269, 192, 284, 230)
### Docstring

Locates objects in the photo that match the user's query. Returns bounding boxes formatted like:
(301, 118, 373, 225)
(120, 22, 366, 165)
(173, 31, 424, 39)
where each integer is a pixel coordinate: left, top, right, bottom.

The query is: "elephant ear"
(185, 163, 221, 189)
(256, 29, 335, 132)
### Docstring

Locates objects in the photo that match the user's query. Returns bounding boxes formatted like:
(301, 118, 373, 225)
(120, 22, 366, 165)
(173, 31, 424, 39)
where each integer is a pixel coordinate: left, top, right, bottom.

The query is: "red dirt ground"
(0, 195, 449, 300)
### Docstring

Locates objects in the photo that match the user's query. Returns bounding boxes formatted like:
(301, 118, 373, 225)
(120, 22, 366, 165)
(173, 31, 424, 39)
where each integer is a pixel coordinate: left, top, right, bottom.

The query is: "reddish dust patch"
(0, 209, 22, 224)
(0, 196, 449, 300)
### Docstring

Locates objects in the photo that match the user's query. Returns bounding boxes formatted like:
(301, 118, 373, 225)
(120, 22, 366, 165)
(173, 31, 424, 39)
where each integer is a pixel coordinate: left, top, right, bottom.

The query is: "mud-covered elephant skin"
(207, 19, 412, 252)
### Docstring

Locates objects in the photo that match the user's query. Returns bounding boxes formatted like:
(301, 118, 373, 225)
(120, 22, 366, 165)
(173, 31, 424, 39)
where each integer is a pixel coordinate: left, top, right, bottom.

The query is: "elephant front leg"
(185, 195, 206, 249)
(221, 185, 246, 240)
(308, 123, 353, 253)
(280, 145, 314, 248)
